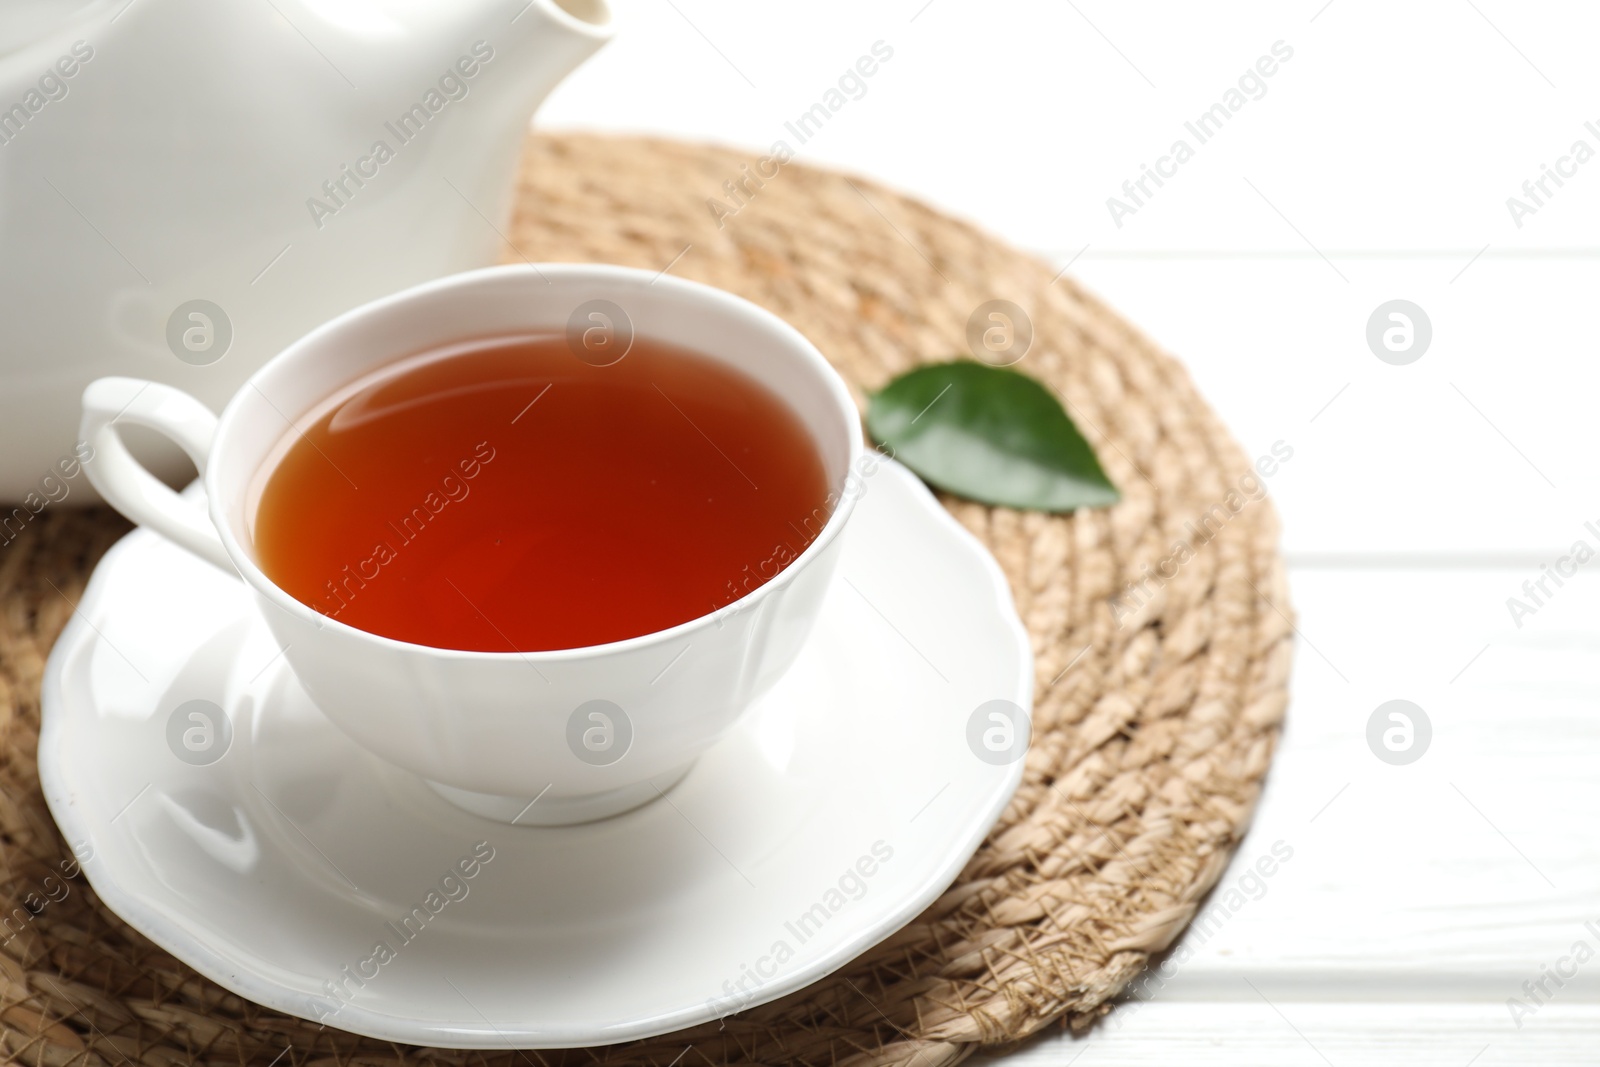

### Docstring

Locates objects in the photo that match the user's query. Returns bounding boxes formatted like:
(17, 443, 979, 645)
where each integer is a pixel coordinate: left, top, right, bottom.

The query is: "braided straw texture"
(0, 134, 1290, 1067)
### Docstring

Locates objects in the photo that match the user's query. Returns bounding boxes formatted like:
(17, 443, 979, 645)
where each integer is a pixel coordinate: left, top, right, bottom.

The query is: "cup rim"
(205, 262, 864, 662)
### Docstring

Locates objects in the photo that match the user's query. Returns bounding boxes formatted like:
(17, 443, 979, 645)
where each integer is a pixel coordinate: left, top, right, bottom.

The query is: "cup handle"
(80, 377, 237, 577)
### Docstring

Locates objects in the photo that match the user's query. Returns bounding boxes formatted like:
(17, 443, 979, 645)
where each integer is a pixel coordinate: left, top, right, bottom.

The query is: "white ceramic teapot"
(0, 0, 611, 503)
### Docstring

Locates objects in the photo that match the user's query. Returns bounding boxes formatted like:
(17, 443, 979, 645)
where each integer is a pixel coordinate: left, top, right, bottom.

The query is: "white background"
(540, 2, 1600, 1063)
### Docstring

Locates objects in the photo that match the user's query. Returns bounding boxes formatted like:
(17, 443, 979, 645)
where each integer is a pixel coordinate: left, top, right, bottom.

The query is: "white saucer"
(39, 459, 1032, 1049)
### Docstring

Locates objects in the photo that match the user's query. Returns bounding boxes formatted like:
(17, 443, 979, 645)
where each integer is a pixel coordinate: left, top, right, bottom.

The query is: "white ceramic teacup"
(79, 264, 863, 825)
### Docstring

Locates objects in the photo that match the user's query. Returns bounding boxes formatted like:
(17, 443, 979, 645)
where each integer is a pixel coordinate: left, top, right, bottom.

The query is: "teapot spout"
(531, 0, 614, 33)
(499, 0, 614, 115)
(431, 0, 614, 256)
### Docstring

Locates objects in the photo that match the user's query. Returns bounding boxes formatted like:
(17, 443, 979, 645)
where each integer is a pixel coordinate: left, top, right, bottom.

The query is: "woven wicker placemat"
(0, 133, 1291, 1067)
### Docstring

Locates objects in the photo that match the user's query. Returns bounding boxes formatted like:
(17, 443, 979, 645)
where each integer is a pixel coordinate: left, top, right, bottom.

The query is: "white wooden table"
(543, 2, 1599, 1060)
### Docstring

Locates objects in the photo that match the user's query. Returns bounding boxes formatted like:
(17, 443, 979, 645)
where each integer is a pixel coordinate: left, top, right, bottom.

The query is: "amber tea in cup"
(252, 335, 832, 652)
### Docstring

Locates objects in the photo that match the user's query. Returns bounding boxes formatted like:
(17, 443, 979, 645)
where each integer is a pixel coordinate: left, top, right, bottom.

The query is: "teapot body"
(0, 0, 610, 503)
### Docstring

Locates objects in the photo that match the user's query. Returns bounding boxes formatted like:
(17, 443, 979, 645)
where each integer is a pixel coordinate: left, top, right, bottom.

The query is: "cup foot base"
(424, 763, 695, 826)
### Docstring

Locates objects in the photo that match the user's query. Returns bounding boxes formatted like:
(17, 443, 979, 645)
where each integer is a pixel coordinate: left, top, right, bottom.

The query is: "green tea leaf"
(867, 361, 1119, 512)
